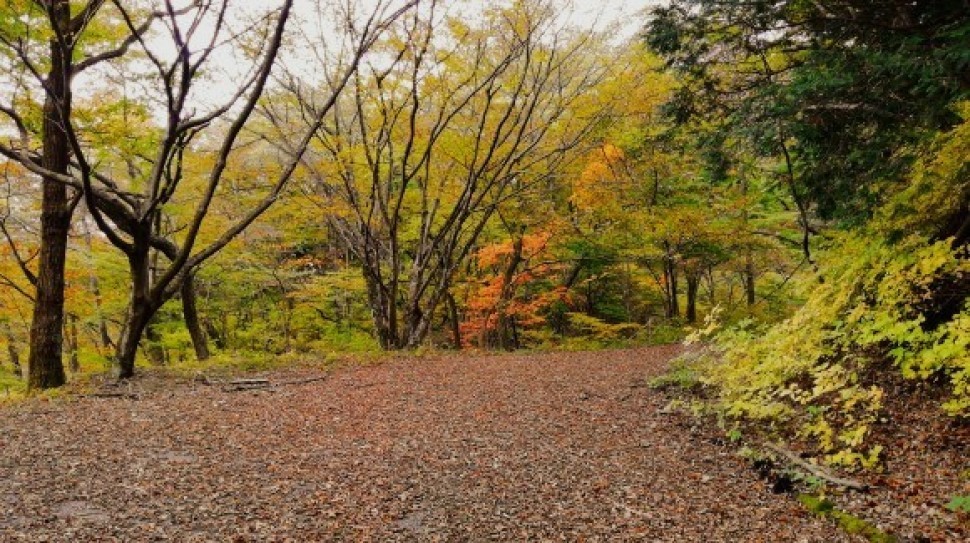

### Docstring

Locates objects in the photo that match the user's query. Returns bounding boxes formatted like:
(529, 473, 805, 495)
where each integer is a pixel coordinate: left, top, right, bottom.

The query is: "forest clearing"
(1, 346, 964, 541)
(1, 0, 968, 540)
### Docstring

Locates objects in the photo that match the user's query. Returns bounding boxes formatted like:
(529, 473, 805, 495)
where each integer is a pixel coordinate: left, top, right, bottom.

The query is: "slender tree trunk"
(82, 222, 113, 351)
(562, 260, 584, 290)
(142, 215, 166, 366)
(445, 291, 462, 349)
(662, 241, 680, 319)
(28, 0, 72, 390)
(181, 271, 210, 360)
(496, 236, 524, 351)
(4, 323, 21, 378)
(88, 271, 112, 350)
(744, 253, 757, 307)
(144, 320, 166, 365)
(705, 265, 717, 305)
(221, 313, 231, 347)
(204, 319, 225, 349)
(740, 174, 756, 308)
(282, 297, 294, 352)
(685, 270, 700, 324)
(623, 261, 634, 320)
(67, 314, 80, 373)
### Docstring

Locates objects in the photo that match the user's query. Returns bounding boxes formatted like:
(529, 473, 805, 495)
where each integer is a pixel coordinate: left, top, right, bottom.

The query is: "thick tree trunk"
(28, 0, 72, 390)
(496, 237, 524, 351)
(364, 270, 401, 349)
(403, 309, 432, 349)
(181, 272, 210, 360)
(115, 239, 155, 379)
(115, 306, 153, 379)
(373, 311, 398, 349)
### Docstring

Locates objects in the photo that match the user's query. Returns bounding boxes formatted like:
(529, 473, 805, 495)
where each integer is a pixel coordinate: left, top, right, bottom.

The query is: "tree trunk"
(115, 305, 153, 379)
(740, 174, 756, 308)
(144, 320, 167, 365)
(685, 270, 700, 324)
(496, 236, 524, 351)
(364, 270, 401, 349)
(83, 221, 112, 351)
(403, 308, 432, 349)
(89, 270, 112, 350)
(662, 241, 680, 319)
(181, 272, 210, 360)
(204, 319, 225, 349)
(373, 309, 398, 349)
(705, 265, 717, 305)
(67, 313, 80, 373)
(27, 0, 73, 390)
(4, 323, 21, 378)
(445, 291, 462, 349)
(744, 253, 757, 307)
(115, 239, 155, 379)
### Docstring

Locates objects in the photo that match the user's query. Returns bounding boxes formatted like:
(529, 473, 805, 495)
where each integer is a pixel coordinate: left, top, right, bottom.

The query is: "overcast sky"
(573, 0, 659, 39)
(73, 0, 663, 120)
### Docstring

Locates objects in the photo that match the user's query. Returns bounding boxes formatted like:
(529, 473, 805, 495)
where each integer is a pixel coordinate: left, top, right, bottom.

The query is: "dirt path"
(0, 346, 853, 541)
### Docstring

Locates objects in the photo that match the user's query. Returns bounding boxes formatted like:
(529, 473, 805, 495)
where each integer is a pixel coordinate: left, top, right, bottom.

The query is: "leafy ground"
(0, 346, 963, 541)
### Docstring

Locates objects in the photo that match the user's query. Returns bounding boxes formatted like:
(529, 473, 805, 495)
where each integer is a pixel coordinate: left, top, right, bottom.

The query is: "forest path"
(0, 345, 853, 541)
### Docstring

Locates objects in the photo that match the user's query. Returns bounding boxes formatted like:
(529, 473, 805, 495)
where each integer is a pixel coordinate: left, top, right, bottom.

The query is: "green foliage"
(165, 350, 309, 377)
(946, 495, 970, 514)
(646, 0, 970, 224)
(0, 368, 26, 401)
(797, 495, 897, 543)
(698, 232, 967, 466)
(640, 321, 689, 346)
(649, 360, 701, 391)
(565, 312, 641, 343)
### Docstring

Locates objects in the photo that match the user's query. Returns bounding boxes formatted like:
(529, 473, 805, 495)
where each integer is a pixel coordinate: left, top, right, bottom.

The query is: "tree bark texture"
(181, 272, 210, 360)
(27, 0, 73, 390)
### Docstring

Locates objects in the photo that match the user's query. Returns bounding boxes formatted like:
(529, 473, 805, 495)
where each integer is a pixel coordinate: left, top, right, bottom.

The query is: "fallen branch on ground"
(221, 375, 327, 392)
(764, 442, 869, 491)
(85, 391, 141, 400)
(228, 378, 271, 386)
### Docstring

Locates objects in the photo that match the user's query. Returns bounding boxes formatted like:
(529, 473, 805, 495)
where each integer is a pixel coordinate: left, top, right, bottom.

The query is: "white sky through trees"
(29, 0, 659, 137)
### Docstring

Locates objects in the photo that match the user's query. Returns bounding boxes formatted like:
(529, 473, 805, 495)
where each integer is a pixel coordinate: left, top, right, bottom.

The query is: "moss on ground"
(798, 494, 897, 543)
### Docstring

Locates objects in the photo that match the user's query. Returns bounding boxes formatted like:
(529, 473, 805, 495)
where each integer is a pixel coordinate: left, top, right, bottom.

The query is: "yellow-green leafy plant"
(701, 234, 966, 467)
(688, 107, 970, 467)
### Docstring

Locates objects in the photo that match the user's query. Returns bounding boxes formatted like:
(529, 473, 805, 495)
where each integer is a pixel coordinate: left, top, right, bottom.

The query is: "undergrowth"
(682, 233, 967, 467)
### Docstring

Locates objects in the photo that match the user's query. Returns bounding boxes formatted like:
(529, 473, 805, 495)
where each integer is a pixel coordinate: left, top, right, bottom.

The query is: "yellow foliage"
(698, 233, 967, 467)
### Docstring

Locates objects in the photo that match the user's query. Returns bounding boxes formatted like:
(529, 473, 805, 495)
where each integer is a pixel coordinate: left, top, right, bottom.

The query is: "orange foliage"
(460, 231, 564, 347)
